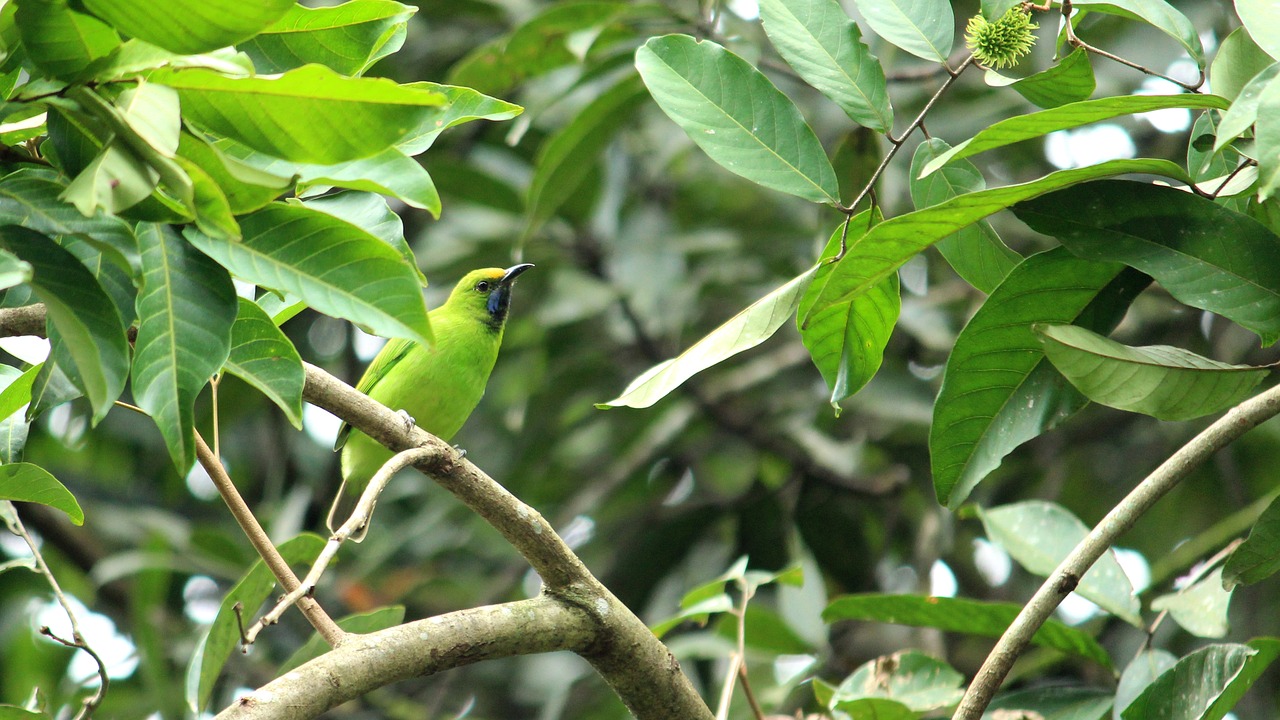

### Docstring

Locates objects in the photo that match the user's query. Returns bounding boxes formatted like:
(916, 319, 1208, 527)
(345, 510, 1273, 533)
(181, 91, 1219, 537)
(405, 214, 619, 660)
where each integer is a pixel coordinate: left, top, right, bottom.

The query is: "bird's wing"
(333, 337, 416, 451)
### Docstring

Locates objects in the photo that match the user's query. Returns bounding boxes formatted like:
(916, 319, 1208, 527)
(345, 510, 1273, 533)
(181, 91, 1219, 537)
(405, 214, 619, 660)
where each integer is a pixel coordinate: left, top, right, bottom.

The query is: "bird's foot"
(396, 410, 417, 433)
(453, 444, 467, 459)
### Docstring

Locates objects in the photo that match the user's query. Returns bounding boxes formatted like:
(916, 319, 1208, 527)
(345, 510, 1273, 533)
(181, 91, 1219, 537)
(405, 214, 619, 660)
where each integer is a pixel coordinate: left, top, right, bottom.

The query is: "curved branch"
(216, 596, 596, 720)
(953, 381, 1280, 719)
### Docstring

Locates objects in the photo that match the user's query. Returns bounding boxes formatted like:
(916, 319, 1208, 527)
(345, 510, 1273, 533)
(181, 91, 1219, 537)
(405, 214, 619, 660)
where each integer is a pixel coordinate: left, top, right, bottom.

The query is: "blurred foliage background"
(3, 0, 1279, 717)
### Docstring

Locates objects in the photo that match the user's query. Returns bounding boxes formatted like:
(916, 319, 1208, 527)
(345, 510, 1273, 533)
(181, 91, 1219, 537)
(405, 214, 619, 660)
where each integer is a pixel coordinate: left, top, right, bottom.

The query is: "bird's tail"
(326, 475, 372, 543)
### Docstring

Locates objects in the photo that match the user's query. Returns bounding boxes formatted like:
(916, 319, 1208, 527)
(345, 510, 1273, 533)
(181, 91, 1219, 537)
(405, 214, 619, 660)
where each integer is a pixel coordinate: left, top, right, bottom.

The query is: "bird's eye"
(475, 281, 490, 292)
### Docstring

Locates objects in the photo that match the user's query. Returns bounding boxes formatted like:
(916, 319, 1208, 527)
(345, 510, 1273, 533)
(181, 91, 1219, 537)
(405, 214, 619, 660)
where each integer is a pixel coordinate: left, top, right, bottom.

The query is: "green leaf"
(802, 158, 1186, 329)
(598, 266, 819, 409)
(1235, 0, 1280, 61)
(0, 169, 137, 273)
(1121, 644, 1255, 720)
(1074, 0, 1203, 66)
(238, 143, 441, 216)
(635, 34, 840, 205)
(822, 594, 1112, 668)
(1, 227, 128, 423)
(0, 249, 30, 290)
(239, 0, 416, 75)
(1223, 494, 1280, 589)
(1213, 63, 1279, 152)
(184, 202, 432, 346)
(1012, 180, 1280, 345)
(919, 95, 1230, 176)
(986, 686, 1114, 719)
(1209, 27, 1275, 102)
(186, 534, 326, 714)
(150, 64, 447, 164)
(1035, 324, 1269, 421)
(527, 73, 648, 232)
(1257, 76, 1280, 201)
(395, 82, 522, 156)
(0, 463, 83, 525)
(1150, 566, 1232, 638)
(1115, 649, 1178, 719)
(174, 155, 239, 240)
(57, 234, 137, 326)
(0, 705, 50, 719)
(833, 698, 915, 719)
(798, 216, 900, 410)
(80, 0, 293, 55)
(908, 139, 1020, 293)
(977, 501, 1141, 625)
(279, 606, 405, 673)
(224, 298, 304, 429)
(856, 0, 953, 62)
(833, 651, 964, 712)
(14, 0, 120, 81)
(1202, 638, 1280, 720)
(984, 47, 1095, 109)
(758, 0, 892, 132)
(302, 192, 420, 283)
(0, 363, 37, 425)
(176, 131, 291, 215)
(132, 224, 237, 471)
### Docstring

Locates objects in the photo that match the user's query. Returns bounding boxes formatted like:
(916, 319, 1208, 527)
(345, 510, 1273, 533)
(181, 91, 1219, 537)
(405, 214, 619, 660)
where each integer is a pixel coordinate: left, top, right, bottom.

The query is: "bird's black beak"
(500, 263, 534, 285)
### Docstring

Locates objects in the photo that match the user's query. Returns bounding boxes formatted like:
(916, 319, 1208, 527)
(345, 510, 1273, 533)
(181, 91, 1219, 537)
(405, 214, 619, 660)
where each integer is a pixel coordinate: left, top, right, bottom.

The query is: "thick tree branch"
(953, 381, 1280, 719)
(215, 596, 596, 720)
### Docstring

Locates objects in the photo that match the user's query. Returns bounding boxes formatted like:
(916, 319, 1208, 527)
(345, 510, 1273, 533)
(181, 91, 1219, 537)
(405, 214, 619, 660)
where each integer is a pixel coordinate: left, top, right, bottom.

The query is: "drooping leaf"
(184, 203, 432, 346)
(635, 34, 840, 205)
(1213, 63, 1280, 152)
(176, 131, 292, 215)
(238, 0, 416, 75)
(0, 463, 83, 525)
(1121, 644, 1255, 720)
(758, 0, 892, 132)
(908, 138, 1020, 293)
(80, 0, 293, 55)
(984, 47, 1096, 109)
(1013, 180, 1280, 345)
(14, 0, 120, 81)
(918, 95, 1230, 176)
(186, 534, 326, 714)
(1223, 494, 1280, 589)
(1202, 638, 1280, 720)
(526, 73, 648, 232)
(0, 171, 134, 267)
(598, 266, 820, 409)
(855, 0, 953, 63)
(1234, 0, 1280, 61)
(1035, 324, 1270, 421)
(1150, 566, 1232, 638)
(150, 64, 446, 164)
(822, 594, 1112, 668)
(977, 501, 1141, 625)
(801, 158, 1185, 335)
(132, 224, 237, 471)
(224, 298, 304, 429)
(798, 215, 900, 409)
(1073, 0, 1203, 66)
(395, 82, 522, 155)
(832, 651, 964, 713)
(0, 227, 129, 423)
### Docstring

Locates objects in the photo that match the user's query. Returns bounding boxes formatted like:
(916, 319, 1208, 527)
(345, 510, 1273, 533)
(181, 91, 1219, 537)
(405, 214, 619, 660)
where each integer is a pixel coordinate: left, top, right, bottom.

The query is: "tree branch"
(953, 381, 1280, 719)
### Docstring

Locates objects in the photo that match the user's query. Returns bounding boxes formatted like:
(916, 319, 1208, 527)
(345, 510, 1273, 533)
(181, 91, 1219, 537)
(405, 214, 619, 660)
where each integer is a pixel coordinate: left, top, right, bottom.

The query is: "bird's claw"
(453, 444, 467, 459)
(396, 410, 416, 432)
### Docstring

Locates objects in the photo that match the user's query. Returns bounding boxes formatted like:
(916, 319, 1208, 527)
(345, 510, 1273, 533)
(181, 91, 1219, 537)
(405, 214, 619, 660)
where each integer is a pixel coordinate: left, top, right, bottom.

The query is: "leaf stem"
(1061, 0, 1204, 92)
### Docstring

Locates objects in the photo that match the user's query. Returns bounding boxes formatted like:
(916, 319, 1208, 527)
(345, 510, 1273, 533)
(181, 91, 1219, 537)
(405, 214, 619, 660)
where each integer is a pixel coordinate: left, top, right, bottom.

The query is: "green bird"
(329, 263, 534, 540)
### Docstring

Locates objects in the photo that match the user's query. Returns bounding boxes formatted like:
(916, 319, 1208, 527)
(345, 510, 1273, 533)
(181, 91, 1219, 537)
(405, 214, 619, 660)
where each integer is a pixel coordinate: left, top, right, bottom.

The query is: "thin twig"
(1209, 160, 1257, 199)
(3, 502, 109, 718)
(737, 663, 767, 720)
(211, 373, 222, 460)
(953, 382, 1280, 719)
(1061, 0, 1204, 92)
(244, 448, 433, 644)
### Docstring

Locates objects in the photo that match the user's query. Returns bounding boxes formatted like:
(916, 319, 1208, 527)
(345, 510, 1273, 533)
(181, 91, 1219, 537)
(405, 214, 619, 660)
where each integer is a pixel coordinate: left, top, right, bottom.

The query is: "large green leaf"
(833, 651, 963, 712)
(176, 131, 291, 215)
(1223, 495, 1280, 589)
(1235, 0, 1280, 61)
(80, 0, 293, 55)
(0, 463, 82, 525)
(132, 224, 236, 471)
(302, 192, 420, 283)
(599, 266, 819, 409)
(150, 64, 446, 164)
(984, 48, 1095, 109)
(855, 0, 953, 63)
(798, 216, 900, 410)
(1035, 324, 1269, 421)
(1208, 27, 1274, 102)
(527, 73, 648, 231)
(919, 95, 1230, 176)
(0, 227, 128, 423)
(822, 594, 1112, 668)
(1202, 638, 1280, 720)
(0, 364, 34, 466)
(1121, 644, 1255, 719)
(908, 139, 1019, 293)
(1213, 63, 1279, 152)
(1012, 180, 1280, 345)
(802, 158, 1186, 327)
(184, 202, 432, 346)
(758, 0, 892, 132)
(224, 298, 304, 428)
(930, 248, 1147, 508)
(14, 0, 120, 80)
(1258, 76, 1280, 201)
(395, 82, 522, 156)
(635, 34, 840, 205)
(186, 534, 325, 714)
(1074, 0, 1203, 66)
(1150, 566, 1232, 638)
(976, 501, 1141, 625)
(238, 0, 415, 75)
